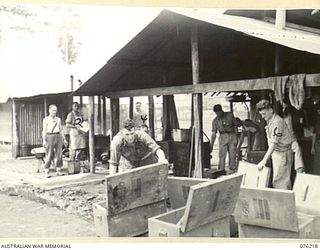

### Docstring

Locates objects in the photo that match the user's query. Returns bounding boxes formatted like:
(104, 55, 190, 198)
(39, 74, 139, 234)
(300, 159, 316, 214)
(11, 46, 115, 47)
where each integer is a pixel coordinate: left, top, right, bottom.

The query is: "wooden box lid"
(234, 187, 299, 232)
(293, 173, 320, 214)
(105, 163, 168, 215)
(180, 174, 243, 233)
(238, 162, 271, 188)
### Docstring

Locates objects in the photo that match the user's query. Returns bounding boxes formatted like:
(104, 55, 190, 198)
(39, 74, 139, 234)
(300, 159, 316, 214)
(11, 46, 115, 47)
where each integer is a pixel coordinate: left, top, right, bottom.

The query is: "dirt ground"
(0, 193, 96, 238)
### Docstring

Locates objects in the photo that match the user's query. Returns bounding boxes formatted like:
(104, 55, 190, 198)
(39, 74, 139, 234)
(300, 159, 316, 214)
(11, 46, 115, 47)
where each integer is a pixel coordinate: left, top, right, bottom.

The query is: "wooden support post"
(79, 96, 83, 107)
(43, 97, 48, 117)
(162, 72, 172, 141)
(98, 95, 102, 135)
(275, 9, 286, 30)
(110, 98, 120, 139)
(129, 97, 134, 119)
(70, 75, 74, 91)
(191, 23, 203, 178)
(89, 96, 95, 174)
(12, 99, 19, 159)
(102, 96, 107, 135)
(274, 45, 282, 76)
(148, 95, 155, 139)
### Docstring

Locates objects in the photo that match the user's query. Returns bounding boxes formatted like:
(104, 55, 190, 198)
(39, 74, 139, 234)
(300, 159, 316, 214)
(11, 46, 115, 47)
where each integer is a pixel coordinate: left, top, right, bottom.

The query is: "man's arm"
(155, 148, 168, 164)
(237, 131, 245, 149)
(257, 143, 275, 170)
(58, 118, 68, 146)
(210, 132, 217, 152)
(108, 136, 121, 175)
(311, 133, 316, 155)
(65, 113, 77, 129)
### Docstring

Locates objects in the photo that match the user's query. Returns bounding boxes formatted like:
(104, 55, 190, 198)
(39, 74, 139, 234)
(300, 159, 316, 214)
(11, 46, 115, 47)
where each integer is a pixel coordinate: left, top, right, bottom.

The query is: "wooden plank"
(94, 200, 167, 237)
(12, 99, 19, 159)
(239, 212, 315, 238)
(110, 98, 119, 139)
(105, 163, 168, 215)
(238, 223, 299, 238)
(191, 23, 203, 178)
(181, 174, 243, 232)
(103, 73, 320, 98)
(149, 207, 230, 237)
(148, 95, 155, 139)
(293, 173, 320, 214)
(238, 161, 271, 188)
(88, 96, 95, 174)
(234, 187, 299, 232)
(102, 96, 107, 135)
(168, 176, 209, 209)
(275, 9, 286, 30)
(129, 97, 134, 119)
(97, 95, 102, 134)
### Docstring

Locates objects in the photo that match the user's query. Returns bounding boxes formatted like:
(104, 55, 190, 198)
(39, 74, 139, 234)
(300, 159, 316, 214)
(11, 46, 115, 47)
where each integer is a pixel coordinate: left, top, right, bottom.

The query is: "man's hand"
(158, 158, 169, 165)
(311, 147, 315, 155)
(63, 139, 68, 147)
(42, 141, 47, 148)
(257, 160, 266, 171)
(296, 167, 305, 174)
(109, 164, 118, 175)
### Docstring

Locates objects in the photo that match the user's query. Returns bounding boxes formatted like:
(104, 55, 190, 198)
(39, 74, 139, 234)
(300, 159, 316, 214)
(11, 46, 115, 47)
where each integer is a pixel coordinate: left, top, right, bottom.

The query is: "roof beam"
(101, 73, 320, 98)
(108, 58, 189, 68)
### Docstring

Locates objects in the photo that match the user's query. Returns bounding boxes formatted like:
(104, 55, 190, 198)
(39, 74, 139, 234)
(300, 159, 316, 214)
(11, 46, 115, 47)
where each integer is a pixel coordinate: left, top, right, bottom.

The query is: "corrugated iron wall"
(18, 102, 44, 146)
(15, 94, 72, 157)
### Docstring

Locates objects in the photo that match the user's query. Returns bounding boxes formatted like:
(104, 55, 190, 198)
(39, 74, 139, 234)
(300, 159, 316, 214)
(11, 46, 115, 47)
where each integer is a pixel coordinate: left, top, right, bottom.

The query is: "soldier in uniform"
(109, 119, 168, 175)
(133, 102, 148, 128)
(256, 100, 293, 190)
(211, 104, 239, 172)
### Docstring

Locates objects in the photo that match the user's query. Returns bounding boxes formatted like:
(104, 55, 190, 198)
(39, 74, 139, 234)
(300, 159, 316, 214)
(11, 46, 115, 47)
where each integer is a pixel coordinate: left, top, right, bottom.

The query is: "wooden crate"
(230, 162, 271, 236)
(105, 163, 168, 215)
(168, 176, 209, 209)
(149, 174, 243, 237)
(234, 187, 317, 238)
(93, 163, 169, 237)
(94, 200, 167, 237)
(238, 161, 271, 188)
(149, 207, 230, 237)
(293, 173, 320, 238)
(238, 212, 315, 238)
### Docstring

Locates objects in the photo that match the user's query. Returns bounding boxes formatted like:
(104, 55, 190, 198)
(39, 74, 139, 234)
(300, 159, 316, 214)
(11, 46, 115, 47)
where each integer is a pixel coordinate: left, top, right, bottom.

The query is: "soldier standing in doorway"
(210, 104, 239, 172)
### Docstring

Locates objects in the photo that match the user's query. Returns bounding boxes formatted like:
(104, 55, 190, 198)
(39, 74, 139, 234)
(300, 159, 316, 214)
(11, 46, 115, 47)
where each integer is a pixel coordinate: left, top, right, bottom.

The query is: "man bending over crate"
(108, 119, 168, 175)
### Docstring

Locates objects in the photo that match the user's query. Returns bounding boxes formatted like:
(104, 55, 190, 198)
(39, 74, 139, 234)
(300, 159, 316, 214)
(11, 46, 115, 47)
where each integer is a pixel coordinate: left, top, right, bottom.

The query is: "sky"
(0, 5, 161, 102)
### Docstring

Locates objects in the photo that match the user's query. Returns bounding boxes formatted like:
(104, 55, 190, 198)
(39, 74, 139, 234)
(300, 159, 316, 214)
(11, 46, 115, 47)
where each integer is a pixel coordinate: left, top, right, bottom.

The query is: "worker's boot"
(56, 167, 65, 176)
(44, 169, 51, 178)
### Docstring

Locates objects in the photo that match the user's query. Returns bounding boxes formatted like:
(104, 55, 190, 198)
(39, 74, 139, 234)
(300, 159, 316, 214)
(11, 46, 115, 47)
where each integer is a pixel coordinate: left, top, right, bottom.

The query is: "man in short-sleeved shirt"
(42, 104, 67, 178)
(109, 119, 168, 175)
(256, 99, 293, 190)
(211, 104, 239, 172)
(133, 102, 148, 128)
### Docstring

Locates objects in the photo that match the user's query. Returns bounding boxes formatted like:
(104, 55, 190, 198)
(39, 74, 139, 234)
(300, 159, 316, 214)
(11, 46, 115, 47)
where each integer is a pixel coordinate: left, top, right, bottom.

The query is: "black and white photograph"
(0, 2, 320, 246)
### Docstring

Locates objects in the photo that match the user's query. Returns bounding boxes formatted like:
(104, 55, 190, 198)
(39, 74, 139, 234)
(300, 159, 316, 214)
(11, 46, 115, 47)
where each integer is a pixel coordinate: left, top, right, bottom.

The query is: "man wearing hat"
(109, 119, 168, 175)
(256, 99, 293, 190)
(211, 104, 239, 172)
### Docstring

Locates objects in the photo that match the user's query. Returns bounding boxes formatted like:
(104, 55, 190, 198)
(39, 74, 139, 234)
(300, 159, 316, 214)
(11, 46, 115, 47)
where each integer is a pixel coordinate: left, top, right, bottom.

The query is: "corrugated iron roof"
(73, 9, 320, 97)
(175, 8, 320, 54)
